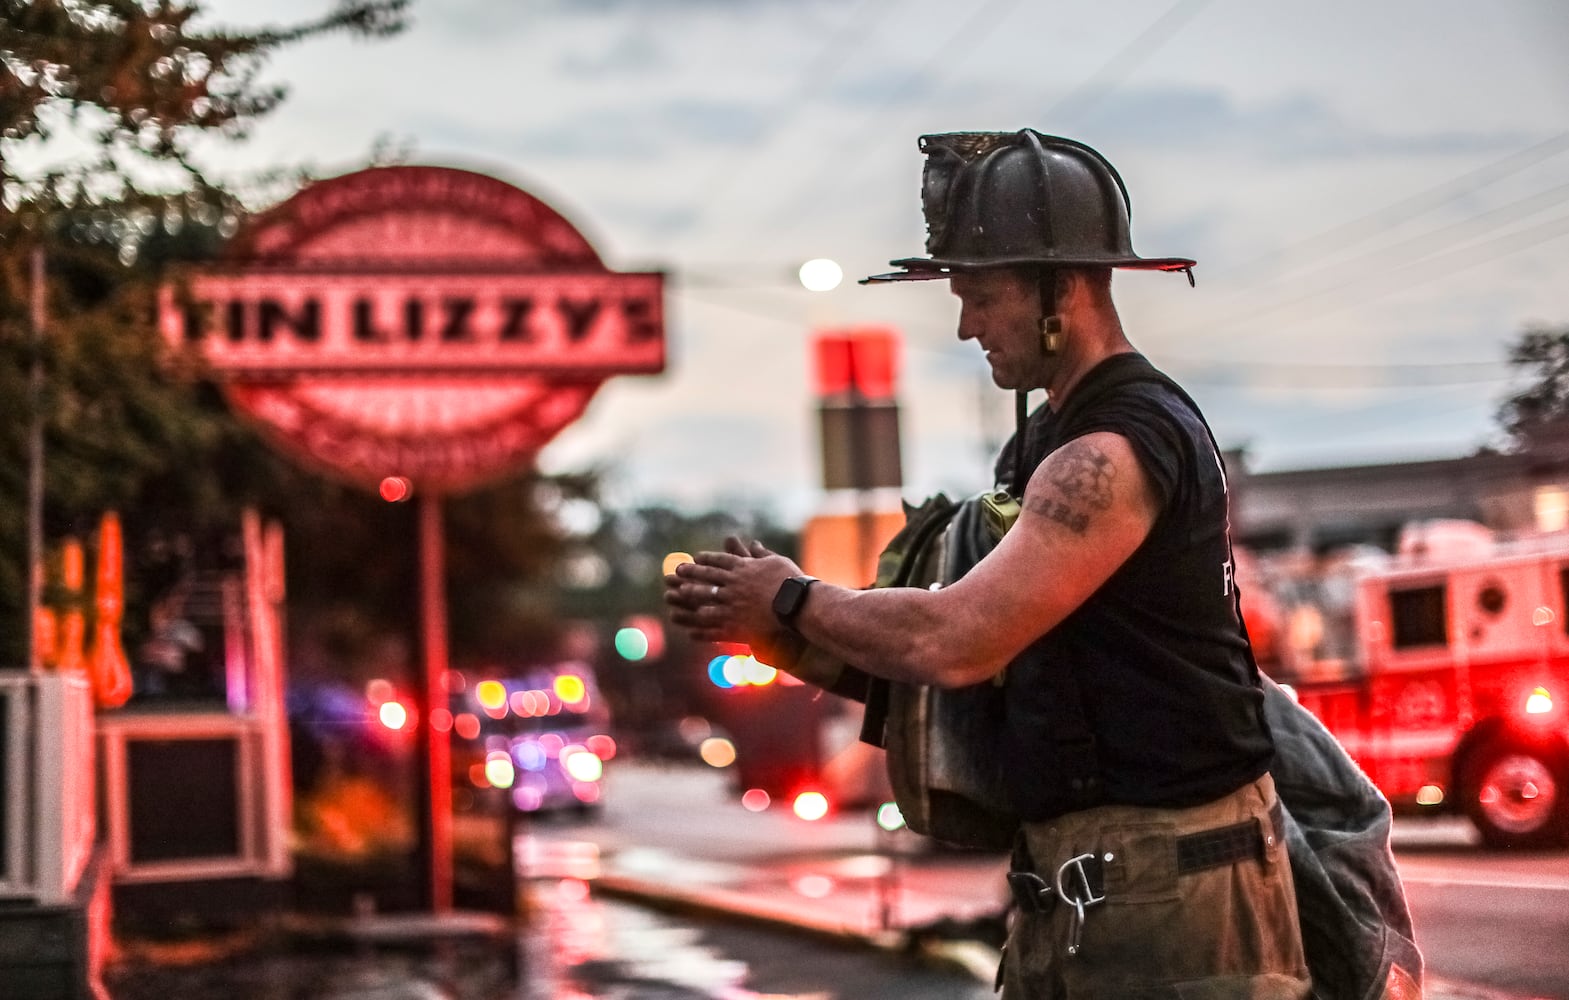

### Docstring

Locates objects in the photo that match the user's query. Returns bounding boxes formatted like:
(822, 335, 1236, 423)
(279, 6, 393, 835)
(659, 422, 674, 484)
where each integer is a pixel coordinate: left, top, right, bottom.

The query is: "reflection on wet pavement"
(107, 881, 857, 999)
(522, 878, 827, 999)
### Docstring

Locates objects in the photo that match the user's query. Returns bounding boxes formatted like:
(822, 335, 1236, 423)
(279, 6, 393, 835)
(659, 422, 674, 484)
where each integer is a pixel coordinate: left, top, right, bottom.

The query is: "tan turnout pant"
(1000, 774, 1312, 999)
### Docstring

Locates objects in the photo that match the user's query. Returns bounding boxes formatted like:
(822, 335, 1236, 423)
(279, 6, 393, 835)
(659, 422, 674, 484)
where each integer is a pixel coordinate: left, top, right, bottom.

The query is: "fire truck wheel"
(1459, 739, 1569, 850)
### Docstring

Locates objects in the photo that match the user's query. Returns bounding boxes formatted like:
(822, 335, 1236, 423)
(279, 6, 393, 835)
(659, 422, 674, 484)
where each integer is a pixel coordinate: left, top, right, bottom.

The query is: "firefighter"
(667, 130, 1311, 998)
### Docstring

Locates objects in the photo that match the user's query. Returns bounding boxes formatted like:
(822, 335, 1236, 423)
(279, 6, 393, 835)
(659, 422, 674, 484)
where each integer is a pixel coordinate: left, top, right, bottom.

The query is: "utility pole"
(27, 247, 46, 671)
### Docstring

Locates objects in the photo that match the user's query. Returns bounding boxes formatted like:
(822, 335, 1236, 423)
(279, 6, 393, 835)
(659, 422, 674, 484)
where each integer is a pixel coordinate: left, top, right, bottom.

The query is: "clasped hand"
(662, 536, 802, 663)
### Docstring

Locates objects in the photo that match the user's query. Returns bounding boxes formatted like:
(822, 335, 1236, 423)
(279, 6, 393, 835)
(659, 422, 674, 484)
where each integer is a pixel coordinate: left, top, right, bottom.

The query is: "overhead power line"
(771, 0, 1213, 232)
(1177, 182, 1569, 349)
(1167, 359, 1510, 389)
(677, 0, 894, 236)
(760, 0, 1028, 233)
(1226, 130, 1569, 287)
(1032, 0, 1214, 127)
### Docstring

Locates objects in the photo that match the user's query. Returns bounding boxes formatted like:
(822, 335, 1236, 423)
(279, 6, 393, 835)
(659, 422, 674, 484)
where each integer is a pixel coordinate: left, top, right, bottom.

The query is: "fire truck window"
(1558, 567, 1569, 635)
(1389, 585, 1448, 649)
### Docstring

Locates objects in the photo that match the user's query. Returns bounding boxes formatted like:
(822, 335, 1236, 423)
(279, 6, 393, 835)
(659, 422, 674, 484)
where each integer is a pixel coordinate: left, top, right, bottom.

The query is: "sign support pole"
(27, 248, 46, 671)
(418, 492, 453, 913)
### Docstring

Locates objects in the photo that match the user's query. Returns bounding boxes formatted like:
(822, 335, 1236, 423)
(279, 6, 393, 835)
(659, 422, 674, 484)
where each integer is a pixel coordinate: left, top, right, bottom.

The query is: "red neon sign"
(159, 165, 666, 493)
(160, 270, 663, 376)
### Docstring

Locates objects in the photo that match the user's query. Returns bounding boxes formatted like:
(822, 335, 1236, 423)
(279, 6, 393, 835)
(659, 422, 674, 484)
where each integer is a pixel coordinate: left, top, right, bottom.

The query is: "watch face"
(772, 576, 815, 623)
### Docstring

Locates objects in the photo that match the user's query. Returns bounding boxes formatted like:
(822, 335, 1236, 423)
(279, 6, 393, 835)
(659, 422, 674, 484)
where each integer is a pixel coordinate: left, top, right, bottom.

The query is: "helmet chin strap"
(1009, 267, 1061, 498)
(1038, 267, 1063, 357)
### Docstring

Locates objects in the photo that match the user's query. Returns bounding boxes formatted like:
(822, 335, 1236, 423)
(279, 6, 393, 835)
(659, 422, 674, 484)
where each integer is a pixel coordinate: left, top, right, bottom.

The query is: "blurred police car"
(450, 662, 614, 814)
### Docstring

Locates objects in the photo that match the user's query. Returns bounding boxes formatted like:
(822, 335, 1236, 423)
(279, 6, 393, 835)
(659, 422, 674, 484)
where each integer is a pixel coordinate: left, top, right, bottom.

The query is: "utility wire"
(675, 0, 894, 236)
(1185, 208, 1569, 341)
(1223, 130, 1569, 287)
(1172, 180, 1569, 349)
(1031, 0, 1214, 127)
(765, 0, 1212, 235)
(1167, 359, 1511, 389)
(759, 0, 1028, 233)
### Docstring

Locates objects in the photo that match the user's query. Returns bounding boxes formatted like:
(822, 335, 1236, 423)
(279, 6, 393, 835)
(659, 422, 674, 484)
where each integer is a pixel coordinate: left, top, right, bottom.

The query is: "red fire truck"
(1264, 521, 1569, 848)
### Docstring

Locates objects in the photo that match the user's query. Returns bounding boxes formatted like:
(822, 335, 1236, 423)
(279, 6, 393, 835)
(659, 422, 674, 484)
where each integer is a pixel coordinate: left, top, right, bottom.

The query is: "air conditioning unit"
(0, 671, 96, 906)
(98, 712, 289, 883)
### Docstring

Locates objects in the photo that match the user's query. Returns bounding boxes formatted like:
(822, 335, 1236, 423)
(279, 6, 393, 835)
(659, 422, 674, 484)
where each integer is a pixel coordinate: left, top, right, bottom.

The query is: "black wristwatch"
(771, 575, 819, 629)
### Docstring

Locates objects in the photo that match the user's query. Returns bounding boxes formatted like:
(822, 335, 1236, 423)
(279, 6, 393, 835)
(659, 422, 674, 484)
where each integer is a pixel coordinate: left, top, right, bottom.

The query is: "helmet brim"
(861, 254, 1196, 285)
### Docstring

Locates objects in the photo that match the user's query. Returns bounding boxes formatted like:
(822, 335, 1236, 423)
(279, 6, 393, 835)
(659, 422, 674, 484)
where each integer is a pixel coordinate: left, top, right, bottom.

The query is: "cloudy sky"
(193, 0, 1569, 523)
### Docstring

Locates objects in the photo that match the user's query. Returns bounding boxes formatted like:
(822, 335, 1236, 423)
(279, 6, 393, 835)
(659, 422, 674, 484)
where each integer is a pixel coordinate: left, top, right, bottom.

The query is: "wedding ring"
(710, 585, 719, 598)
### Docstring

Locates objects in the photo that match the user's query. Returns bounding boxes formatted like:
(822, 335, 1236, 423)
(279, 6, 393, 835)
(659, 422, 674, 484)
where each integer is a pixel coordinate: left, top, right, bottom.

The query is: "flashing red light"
(379, 475, 413, 502)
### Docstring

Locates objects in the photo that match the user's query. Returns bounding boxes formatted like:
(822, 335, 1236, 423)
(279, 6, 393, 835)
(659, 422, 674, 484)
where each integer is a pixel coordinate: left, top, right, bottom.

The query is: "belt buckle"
(1006, 870, 1055, 913)
(1054, 852, 1107, 956)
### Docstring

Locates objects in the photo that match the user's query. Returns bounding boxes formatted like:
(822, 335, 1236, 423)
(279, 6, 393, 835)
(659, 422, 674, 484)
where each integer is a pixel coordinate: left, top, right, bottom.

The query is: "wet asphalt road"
(105, 889, 995, 1000)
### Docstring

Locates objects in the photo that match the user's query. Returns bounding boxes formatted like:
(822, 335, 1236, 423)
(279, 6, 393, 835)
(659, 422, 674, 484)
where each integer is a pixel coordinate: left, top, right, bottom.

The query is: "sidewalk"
(546, 763, 1549, 1000)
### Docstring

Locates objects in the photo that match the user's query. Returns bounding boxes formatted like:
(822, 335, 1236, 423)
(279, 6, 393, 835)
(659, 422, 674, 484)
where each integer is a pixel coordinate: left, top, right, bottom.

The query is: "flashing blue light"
(514, 740, 548, 772)
(708, 655, 735, 689)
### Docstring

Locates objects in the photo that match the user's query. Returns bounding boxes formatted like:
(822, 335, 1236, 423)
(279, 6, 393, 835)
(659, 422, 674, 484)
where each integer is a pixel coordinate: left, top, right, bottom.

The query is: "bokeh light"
(1526, 686, 1553, 714)
(741, 658, 777, 686)
(485, 751, 516, 789)
(699, 737, 737, 768)
(876, 801, 906, 832)
(515, 741, 547, 772)
(365, 678, 394, 705)
(615, 626, 650, 661)
(378, 475, 413, 502)
(741, 788, 771, 812)
(475, 680, 507, 711)
(555, 674, 587, 704)
(562, 748, 604, 783)
(793, 791, 829, 822)
(378, 700, 408, 730)
(663, 551, 694, 575)
(798, 258, 843, 292)
(721, 656, 749, 687)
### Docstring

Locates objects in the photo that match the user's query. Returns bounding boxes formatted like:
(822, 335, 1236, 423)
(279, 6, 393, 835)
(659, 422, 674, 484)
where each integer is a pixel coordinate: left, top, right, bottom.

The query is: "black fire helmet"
(862, 129, 1196, 283)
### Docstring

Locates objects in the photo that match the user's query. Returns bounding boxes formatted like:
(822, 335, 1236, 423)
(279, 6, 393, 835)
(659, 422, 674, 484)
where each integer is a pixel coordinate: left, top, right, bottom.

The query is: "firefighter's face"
(951, 269, 1046, 391)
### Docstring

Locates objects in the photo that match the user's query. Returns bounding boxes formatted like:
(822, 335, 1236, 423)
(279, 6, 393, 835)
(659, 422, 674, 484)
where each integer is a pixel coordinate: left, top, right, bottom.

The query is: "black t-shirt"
(994, 352, 1274, 819)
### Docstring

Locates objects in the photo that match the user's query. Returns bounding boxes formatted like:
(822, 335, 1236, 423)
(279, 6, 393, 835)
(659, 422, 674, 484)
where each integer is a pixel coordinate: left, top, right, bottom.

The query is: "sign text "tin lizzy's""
(160, 270, 665, 377)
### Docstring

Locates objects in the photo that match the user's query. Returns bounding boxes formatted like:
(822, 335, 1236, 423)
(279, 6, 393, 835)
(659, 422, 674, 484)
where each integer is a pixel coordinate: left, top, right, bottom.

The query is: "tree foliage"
(1497, 324, 1569, 447)
(0, 0, 408, 666)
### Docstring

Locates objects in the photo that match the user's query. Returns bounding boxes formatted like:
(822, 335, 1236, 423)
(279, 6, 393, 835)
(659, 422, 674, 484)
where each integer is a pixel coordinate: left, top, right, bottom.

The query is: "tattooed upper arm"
(1021, 433, 1156, 539)
(912, 431, 1159, 679)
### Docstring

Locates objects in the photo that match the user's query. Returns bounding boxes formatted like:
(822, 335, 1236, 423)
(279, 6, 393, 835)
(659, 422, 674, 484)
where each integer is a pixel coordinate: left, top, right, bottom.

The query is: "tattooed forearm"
(1024, 440, 1117, 535)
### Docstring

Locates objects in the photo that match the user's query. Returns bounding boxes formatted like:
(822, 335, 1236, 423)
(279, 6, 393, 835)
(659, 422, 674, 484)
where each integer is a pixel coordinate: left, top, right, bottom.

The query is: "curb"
(591, 874, 1552, 1000)
(592, 873, 908, 951)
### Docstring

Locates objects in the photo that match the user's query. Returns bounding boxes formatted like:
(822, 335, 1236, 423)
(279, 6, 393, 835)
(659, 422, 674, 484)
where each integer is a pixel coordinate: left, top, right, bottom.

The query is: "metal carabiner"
(1054, 852, 1107, 956)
